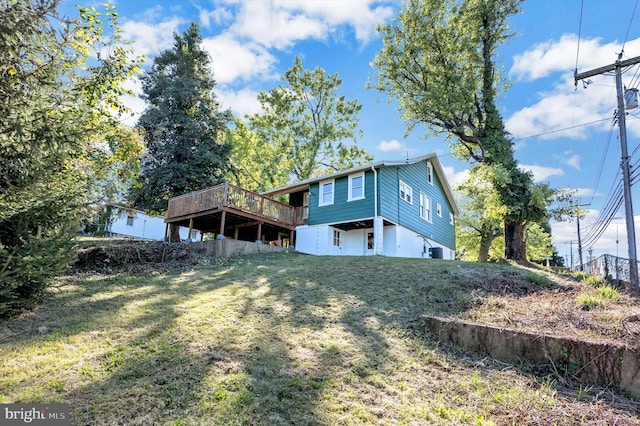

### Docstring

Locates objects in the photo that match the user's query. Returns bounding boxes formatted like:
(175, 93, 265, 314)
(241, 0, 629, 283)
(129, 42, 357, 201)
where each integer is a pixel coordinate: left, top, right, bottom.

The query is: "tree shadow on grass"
(3, 253, 638, 424)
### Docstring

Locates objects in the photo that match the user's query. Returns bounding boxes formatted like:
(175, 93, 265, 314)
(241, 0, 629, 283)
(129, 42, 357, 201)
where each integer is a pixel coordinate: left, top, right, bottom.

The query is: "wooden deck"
(166, 183, 307, 239)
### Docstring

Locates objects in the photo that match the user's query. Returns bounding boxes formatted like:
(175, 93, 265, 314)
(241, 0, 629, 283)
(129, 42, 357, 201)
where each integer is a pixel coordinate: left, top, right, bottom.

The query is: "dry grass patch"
(0, 253, 639, 424)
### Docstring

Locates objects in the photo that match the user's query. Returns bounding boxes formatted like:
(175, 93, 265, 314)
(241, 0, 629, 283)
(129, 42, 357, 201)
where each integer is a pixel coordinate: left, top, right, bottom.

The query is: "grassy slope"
(1, 253, 639, 425)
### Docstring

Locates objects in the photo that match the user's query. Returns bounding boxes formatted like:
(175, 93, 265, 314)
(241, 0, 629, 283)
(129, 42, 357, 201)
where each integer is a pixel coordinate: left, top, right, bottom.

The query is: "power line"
(588, 111, 617, 206)
(512, 117, 611, 141)
(622, 0, 640, 54)
(575, 0, 584, 74)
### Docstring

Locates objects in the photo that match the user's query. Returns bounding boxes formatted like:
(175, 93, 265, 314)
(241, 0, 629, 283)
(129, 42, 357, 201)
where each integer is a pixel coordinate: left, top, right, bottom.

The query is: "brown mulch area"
(73, 241, 195, 272)
(453, 264, 640, 349)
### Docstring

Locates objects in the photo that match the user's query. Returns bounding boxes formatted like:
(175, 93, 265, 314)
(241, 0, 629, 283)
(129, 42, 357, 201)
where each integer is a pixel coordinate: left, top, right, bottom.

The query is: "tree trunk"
(477, 224, 498, 263)
(504, 222, 526, 261)
(169, 224, 181, 243)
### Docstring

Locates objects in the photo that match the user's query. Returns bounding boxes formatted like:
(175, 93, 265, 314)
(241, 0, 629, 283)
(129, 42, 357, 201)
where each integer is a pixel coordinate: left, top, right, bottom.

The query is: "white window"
(449, 212, 454, 225)
(348, 172, 365, 201)
(420, 192, 431, 222)
(333, 230, 341, 246)
(427, 161, 433, 185)
(126, 216, 134, 226)
(399, 180, 412, 204)
(437, 203, 442, 217)
(319, 179, 334, 206)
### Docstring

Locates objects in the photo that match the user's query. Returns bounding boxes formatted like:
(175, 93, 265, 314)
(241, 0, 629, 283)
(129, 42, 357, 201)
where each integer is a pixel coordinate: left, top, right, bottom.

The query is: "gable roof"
(262, 154, 459, 215)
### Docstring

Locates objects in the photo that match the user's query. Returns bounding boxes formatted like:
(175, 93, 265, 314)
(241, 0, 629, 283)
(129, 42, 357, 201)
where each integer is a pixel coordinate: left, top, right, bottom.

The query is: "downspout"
(371, 165, 378, 255)
(371, 165, 378, 219)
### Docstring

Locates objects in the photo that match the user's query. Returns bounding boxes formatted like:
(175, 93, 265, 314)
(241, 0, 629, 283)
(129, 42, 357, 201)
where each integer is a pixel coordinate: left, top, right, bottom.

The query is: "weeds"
(577, 294, 606, 310)
(596, 284, 620, 301)
(525, 272, 552, 287)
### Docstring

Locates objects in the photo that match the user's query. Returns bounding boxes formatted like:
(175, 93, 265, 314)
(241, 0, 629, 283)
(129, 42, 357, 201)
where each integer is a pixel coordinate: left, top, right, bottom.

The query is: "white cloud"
(507, 35, 640, 141)
(563, 153, 581, 170)
(442, 166, 469, 189)
(519, 164, 564, 182)
(510, 34, 632, 83)
(218, 87, 262, 117)
(572, 187, 598, 199)
(121, 18, 184, 59)
(505, 78, 615, 140)
(118, 77, 146, 127)
(202, 34, 278, 85)
(229, 1, 327, 49)
(551, 211, 640, 263)
(198, 6, 233, 28)
(214, 0, 394, 49)
(378, 139, 405, 152)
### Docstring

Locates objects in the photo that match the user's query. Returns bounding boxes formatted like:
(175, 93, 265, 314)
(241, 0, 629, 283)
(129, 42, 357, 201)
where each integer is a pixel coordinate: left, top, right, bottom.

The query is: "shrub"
(596, 285, 619, 302)
(577, 295, 605, 311)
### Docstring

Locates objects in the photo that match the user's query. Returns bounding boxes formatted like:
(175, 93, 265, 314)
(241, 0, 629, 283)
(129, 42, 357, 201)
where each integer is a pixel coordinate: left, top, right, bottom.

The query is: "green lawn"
(1, 253, 638, 425)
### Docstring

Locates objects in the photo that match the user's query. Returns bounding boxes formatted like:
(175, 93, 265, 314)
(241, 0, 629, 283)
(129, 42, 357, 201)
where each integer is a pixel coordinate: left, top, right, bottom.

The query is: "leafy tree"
(131, 23, 232, 241)
(371, 0, 545, 260)
(525, 222, 554, 262)
(0, 0, 141, 317)
(455, 165, 505, 262)
(225, 119, 290, 193)
(246, 56, 372, 182)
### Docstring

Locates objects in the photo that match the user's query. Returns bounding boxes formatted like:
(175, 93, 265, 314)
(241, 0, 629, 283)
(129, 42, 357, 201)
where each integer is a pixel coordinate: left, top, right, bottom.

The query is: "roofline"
(262, 153, 459, 215)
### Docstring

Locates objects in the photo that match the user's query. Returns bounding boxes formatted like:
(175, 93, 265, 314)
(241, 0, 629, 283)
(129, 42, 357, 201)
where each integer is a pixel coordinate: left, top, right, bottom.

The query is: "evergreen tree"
(0, 0, 141, 317)
(131, 23, 232, 234)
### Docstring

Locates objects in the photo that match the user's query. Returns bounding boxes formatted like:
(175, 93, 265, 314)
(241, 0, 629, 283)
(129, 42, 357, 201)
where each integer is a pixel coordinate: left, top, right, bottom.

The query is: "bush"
(0, 223, 76, 317)
(577, 295, 605, 311)
(596, 285, 619, 302)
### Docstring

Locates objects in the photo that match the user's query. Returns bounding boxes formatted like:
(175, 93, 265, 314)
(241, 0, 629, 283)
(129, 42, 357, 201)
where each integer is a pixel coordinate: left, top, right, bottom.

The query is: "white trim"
(399, 180, 413, 204)
(319, 179, 335, 207)
(437, 203, 442, 217)
(348, 172, 365, 201)
(420, 192, 432, 222)
(427, 161, 434, 185)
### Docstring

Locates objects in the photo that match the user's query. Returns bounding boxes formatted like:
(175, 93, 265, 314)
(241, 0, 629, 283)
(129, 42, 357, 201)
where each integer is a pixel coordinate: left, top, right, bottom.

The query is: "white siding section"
(110, 211, 166, 240)
(109, 210, 197, 241)
(343, 229, 366, 256)
(294, 225, 320, 255)
(295, 222, 454, 259)
(383, 225, 398, 257)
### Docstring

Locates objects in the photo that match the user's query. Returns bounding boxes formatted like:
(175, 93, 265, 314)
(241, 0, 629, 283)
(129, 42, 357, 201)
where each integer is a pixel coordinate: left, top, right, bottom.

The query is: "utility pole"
(570, 241, 574, 272)
(575, 203, 590, 272)
(575, 54, 640, 290)
(577, 210, 584, 271)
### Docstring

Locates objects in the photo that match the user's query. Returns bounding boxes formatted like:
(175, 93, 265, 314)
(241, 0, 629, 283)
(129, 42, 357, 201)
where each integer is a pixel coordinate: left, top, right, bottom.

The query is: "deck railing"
(167, 183, 296, 226)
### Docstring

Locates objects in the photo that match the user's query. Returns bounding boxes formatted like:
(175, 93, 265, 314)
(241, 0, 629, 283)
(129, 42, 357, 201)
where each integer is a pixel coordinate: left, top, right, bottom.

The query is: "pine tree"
(131, 23, 232, 238)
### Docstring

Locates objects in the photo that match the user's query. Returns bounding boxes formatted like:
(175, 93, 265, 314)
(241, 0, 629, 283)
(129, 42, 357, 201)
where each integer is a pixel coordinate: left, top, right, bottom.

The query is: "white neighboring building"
(109, 206, 199, 241)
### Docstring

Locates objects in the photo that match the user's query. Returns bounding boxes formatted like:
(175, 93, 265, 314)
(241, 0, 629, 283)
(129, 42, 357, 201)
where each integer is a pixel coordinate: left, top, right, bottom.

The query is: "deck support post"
(188, 218, 193, 240)
(257, 221, 262, 243)
(164, 223, 169, 242)
(220, 210, 226, 238)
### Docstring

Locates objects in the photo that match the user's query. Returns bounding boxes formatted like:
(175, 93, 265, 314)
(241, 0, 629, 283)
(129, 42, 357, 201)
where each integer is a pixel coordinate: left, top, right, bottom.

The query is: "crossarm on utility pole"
(575, 55, 640, 82)
(573, 55, 640, 291)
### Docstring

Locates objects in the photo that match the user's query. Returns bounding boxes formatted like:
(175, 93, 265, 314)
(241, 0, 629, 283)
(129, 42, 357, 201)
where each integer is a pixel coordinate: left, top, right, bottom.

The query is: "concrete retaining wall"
(420, 315, 640, 396)
(189, 239, 289, 258)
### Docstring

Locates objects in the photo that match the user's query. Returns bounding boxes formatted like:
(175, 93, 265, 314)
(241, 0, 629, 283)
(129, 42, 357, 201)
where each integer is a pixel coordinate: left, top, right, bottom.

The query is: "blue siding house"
(262, 154, 458, 259)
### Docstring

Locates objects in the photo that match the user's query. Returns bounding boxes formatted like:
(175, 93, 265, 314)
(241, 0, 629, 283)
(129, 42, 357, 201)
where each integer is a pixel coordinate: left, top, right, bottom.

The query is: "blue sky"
(62, 0, 640, 265)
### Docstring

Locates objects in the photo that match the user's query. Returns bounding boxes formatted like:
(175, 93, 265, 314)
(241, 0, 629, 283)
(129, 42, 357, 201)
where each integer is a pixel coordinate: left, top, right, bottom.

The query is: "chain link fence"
(578, 254, 639, 286)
